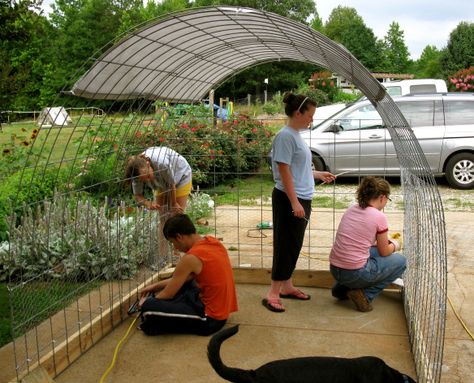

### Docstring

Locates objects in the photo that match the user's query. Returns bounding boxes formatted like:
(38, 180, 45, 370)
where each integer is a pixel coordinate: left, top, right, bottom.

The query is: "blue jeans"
(330, 247, 406, 302)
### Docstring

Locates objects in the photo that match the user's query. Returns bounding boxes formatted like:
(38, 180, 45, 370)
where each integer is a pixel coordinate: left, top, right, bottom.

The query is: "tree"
(440, 21, 474, 75)
(324, 6, 382, 71)
(414, 45, 443, 79)
(215, 61, 315, 101)
(193, 0, 315, 23)
(0, 0, 55, 110)
(118, 0, 190, 35)
(309, 9, 323, 33)
(382, 22, 411, 73)
(40, 0, 150, 107)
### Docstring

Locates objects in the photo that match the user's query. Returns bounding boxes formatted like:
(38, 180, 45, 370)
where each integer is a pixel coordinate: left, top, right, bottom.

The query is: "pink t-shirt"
(330, 204, 388, 269)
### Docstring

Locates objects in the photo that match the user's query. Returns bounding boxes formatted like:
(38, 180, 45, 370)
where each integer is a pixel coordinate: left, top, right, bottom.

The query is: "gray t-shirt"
(271, 126, 314, 200)
(132, 147, 192, 196)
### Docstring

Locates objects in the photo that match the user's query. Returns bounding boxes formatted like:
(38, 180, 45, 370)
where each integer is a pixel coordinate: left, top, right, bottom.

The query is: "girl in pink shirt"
(329, 177, 406, 312)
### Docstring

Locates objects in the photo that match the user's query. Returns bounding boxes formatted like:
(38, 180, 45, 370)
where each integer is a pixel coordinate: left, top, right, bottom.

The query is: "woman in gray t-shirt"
(262, 93, 335, 313)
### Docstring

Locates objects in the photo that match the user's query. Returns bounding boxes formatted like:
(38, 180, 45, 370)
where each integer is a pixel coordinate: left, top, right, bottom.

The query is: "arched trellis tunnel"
(3, 6, 446, 382)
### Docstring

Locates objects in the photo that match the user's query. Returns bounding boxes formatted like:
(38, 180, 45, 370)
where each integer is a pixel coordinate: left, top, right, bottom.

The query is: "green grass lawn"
(0, 122, 91, 165)
(210, 173, 275, 205)
(0, 284, 11, 346)
(0, 280, 100, 348)
(209, 174, 350, 209)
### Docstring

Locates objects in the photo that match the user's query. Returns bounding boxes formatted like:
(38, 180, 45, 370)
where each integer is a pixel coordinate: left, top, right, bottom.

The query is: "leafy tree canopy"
(415, 45, 443, 79)
(193, 0, 315, 23)
(324, 6, 382, 71)
(440, 21, 474, 75)
(382, 21, 411, 73)
(0, 0, 53, 110)
(2, 1, 473, 112)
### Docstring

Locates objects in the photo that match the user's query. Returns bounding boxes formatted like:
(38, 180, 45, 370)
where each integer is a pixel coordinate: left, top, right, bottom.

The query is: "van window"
(397, 100, 443, 127)
(409, 84, 437, 94)
(386, 86, 402, 96)
(444, 101, 474, 125)
(338, 104, 381, 131)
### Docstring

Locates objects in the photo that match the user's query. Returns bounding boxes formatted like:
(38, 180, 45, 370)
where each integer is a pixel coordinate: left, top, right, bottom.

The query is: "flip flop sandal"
(262, 298, 285, 312)
(280, 289, 311, 300)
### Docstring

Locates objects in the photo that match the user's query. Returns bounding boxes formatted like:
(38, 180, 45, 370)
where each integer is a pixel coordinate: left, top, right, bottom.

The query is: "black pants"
(272, 188, 311, 281)
(140, 281, 226, 336)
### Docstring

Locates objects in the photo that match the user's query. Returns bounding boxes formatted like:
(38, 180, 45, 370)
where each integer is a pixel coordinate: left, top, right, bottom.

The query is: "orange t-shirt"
(188, 236, 238, 320)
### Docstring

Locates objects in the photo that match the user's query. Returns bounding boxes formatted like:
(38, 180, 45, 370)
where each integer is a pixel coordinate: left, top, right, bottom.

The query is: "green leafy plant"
(187, 189, 214, 222)
(262, 91, 285, 115)
(332, 89, 361, 103)
(0, 194, 162, 282)
(296, 83, 330, 106)
(0, 167, 70, 241)
(129, 112, 274, 186)
(0, 128, 42, 177)
(308, 71, 338, 102)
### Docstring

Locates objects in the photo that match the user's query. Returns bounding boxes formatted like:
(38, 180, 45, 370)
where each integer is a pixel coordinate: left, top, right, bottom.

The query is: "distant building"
(310, 72, 415, 94)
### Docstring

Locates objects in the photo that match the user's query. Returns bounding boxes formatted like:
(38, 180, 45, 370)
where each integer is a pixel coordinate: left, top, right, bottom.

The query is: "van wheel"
(312, 155, 325, 172)
(445, 153, 474, 189)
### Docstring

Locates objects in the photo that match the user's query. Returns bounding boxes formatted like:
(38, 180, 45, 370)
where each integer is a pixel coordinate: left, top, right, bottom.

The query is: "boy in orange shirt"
(139, 214, 238, 335)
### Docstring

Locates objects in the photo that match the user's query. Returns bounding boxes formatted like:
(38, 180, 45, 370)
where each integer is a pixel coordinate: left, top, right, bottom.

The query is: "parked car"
(312, 79, 448, 125)
(300, 92, 474, 189)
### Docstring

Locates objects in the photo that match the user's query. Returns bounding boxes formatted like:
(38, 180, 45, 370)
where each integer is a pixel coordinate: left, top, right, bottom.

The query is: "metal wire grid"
(2, 6, 447, 382)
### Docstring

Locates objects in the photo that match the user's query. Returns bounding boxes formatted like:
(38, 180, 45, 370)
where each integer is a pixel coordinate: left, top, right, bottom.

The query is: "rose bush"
(130, 113, 274, 186)
(448, 66, 474, 92)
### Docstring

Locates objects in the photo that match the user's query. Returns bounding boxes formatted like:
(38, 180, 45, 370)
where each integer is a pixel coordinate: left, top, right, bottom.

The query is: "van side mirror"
(326, 124, 343, 133)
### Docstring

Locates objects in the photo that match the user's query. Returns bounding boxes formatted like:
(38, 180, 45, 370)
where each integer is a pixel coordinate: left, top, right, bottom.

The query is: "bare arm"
(140, 254, 202, 300)
(376, 231, 397, 257)
(313, 170, 336, 183)
(135, 194, 160, 210)
(278, 162, 305, 218)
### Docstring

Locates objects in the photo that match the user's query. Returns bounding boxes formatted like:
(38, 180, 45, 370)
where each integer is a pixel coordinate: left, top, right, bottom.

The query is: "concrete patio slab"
(54, 284, 416, 383)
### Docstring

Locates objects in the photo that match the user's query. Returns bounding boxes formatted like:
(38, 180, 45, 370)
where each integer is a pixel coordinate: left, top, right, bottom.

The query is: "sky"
(40, 0, 473, 60)
(315, 0, 474, 59)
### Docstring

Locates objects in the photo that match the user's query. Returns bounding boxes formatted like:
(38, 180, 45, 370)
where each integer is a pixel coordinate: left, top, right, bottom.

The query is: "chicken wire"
(1, 6, 446, 382)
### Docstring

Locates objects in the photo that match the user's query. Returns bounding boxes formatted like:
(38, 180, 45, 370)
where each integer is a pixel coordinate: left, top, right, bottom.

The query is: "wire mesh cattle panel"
(1, 6, 446, 383)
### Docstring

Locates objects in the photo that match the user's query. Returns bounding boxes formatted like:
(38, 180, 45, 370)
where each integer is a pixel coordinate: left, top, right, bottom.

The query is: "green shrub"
(187, 190, 214, 222)
(296, 83, 330, 106)
(262, 92, 285, 115)
(129, 114, 274, 186)
(0, 283, 10, 346)
(73, 151, 125, 199)
(332, 90, 362, 103)
(0, 127, 42, 178)
(0, 194, 161, 282)
(0, 167, 69, 241)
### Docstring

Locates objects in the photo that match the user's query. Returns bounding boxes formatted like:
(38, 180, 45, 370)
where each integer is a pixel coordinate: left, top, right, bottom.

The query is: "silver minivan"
(301, 93, 474, 189)
(312, 79, 448, 124)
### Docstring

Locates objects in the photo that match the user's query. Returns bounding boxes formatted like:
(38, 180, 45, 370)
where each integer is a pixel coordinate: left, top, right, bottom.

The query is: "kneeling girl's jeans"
(330, 247, 406, 302)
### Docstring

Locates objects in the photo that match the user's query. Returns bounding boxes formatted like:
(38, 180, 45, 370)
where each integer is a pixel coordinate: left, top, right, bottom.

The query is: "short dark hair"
(163, 214, 196, 239)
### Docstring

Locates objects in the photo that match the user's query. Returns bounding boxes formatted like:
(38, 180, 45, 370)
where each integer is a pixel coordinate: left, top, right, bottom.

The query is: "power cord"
(99, 315, 139, 383)
(447, 295, 474, 341)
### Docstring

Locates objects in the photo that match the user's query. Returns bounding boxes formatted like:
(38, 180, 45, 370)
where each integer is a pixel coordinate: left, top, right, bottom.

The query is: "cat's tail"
(207, 325, 254, 383)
